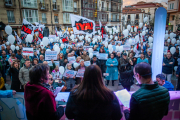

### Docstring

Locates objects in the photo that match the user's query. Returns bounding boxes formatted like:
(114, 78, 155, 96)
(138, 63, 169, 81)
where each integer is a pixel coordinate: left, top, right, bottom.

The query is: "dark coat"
(9, 67, 21, 92)
(75, 66, 86, 84)
(65, 91, 122, 120)
(124, 82, 170, 120)
(162, 57, 174, 74)
(90, 59, 100, 67)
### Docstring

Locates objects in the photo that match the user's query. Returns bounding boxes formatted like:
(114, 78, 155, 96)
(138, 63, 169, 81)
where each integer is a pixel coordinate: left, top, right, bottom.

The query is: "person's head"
(156, 74, 166, 86)
(33, 58, 39, 65)
(34, 51, 37, 56)
(176, 48, 179, 53)
(60, 53, 63, 58)
(133, 62, 152, 84)
(64, 58, 68, 63)
(73, 46, 77, 51)
(66, 49, 69, 53)
(76, 56, 81, 62)
(9, 49, 12, 55)
(25, 59, 31, 68)
(33, 46, 36, 49)
(99, 48, 104, 53)
(71, 51, 75, 56)
(72, 65, 114, 102)
(129, 53, 133, 58)
(48, 74, 53, 85)
(80, 59, 84, 66)
(40, 55, 44, 60)
(1, 46, 5, 50)
(110, 53, 114, 59)
(123, 53, 127, 59)
(55, 65, 59, 72)
(29, 63, 49, 84)
(11, 53, 16, 59)
(68, 53, 71, 57)
(2, 50, 6, 56)
(12, 60, 19, 68)
(166, 52, 171, 59)
(93, 55, 97, 61)
(67, 63, 72, 70)
(147, 50, 152, 56)
(133, 57, 137, 62)
(6, 45, 10, 50)
(43, 61, 48, 65)
(23, 55, 26, 59)
(83, 51, 87, 55)
(117, 52, 121, 57)
(140, 53, 145, 59)
(17, 50, 21, 55)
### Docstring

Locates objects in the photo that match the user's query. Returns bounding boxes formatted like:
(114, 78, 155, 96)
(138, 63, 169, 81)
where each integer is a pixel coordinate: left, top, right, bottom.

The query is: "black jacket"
(65, 91, 122, 120)
(90, 59, 100, 67)
(9, 67, 21, 91)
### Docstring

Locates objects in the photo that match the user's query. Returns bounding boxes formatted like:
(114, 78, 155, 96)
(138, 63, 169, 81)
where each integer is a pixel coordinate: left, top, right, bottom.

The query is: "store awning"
(0, 22, 6, 30)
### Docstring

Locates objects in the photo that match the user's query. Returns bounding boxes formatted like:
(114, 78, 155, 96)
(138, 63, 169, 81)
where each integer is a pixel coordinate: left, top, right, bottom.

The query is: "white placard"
(164, 46, 168, 54)
(98, 53, 108, 60)
(22, 47, 33, 56)
(76, 69, 85, 77)
(83, 46, 93, 51)
(92, 51, 99, 57)
(47, 61, 59, 66)
(68, 56, 76, 62)
(63, 70, 77, 78)
(45, 51, 57, 60)
(123, 45, 131, 50)
(84, 61, 91, 66)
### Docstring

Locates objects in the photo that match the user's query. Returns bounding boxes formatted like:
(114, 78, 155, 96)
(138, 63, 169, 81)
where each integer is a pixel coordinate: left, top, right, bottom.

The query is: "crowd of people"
(0, 27, 179, 119)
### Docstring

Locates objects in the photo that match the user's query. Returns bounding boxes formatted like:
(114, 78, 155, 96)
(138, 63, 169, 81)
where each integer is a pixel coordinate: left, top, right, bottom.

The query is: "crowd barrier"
(0, 91, 180, 120)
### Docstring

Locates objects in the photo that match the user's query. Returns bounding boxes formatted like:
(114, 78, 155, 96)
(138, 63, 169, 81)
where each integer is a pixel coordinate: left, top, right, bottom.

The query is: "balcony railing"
(8, 16, 15, 23)
(107, 7, 111, 11)
(111, 0, 119, 2)
(101, 7, 106, 12)
(21, 0, 37, 8)
(42, 18, 47, 23)
(63, 6, 73, 12)
(53, 4, 60, 11)
(55, 18, 59, 24)
(74, 8, 80, 13)
(39, 3, 48, 11)
(4, 0, 16, 8)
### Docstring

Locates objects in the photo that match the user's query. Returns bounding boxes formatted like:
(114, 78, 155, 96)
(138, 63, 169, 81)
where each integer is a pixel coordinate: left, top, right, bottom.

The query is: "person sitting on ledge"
(156, 74, 174, 91)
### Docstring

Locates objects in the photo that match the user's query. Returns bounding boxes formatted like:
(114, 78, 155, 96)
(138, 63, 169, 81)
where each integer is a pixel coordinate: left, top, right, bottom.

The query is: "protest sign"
(36, 50, 39, 55)
(115, 41, 122, 45)
(68, 56, 76, 62)
(23, 47, 33, 56)
(92, 51, 99, 57)
(76, 69, 85, 77)
(164, 46, 168, 54)
(45, 51, 57, 60)
(49, 35, 56, 42)
(98, 53, 108, 60)
(77, 42, 83, 47)
(83, 46, 93, 51)
(84, 61, 91, 67)
(47, 61, 59, 66)
(63, 70, 77, 78)
(123, 45, 131, 50)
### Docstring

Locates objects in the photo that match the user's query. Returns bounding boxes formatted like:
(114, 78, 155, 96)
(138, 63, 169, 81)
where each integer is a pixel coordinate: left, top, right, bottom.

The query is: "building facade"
(0, 0, 81, 36)
(81, 0, 122, 31)
(167, 0, 180, 32)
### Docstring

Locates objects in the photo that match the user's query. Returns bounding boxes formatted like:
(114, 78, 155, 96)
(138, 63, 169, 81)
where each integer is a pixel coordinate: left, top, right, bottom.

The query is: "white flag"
(70, 14, 95, 35)
(14, 30, 21, 44)
(99, 19, 102, 29)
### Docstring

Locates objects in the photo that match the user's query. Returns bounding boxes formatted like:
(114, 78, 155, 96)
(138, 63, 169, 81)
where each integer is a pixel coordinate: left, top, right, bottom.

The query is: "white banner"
(22, 47, 33, 56)
(84, 61, 91, 67)
(98, 53, 108, 60)
(83, 46, 93, 51)
(70, 14, 96, 35)
(92, 51, 99, 57)
(45, 51, 57, 60)
(123, 45, 131, 50)
(47, 61, 59, 66)
(68, 56, 76, 63)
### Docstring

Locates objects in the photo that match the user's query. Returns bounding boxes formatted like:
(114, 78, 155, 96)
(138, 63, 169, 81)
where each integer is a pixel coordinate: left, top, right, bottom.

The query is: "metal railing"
(53, 4, 60, 11)
(63, 6, 73, 12)
(4, 0, 16, 8)
(21, 0, 37, 8)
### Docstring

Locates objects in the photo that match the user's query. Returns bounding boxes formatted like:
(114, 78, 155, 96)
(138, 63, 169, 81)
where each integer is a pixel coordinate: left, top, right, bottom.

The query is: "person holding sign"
(81, 51, 90, 61)
(106, 53, 118, 86)
(65, 65, 122, 120)
(51, 66, 62, 80)
(75, 59, 86, 84)
(63, 63, 76, 92)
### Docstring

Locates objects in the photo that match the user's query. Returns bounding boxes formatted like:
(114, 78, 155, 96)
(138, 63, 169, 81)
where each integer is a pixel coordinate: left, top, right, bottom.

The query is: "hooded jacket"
(163, 81, 174, 91)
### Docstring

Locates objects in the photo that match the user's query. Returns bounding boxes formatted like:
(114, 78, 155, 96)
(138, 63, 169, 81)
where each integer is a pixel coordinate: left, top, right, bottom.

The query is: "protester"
(32, 51, 39, 61)
(90, 55, 100, 66)
(39, 55, 44, 63)
(32, 58, 39, 66)
(8, 53, 17, 65)
(19, 59, 32, 90)
(137, 52, 148, 64)
(124, 62, 170, 120)
(81, 51, 90, 61)
(65, 65, 122, 120)
(176, 65, 180, 90)
(20, 55, 31, 68)
(156, 74, 174, 91)
(75, 59, 86, 84)
(16, 50, 23, 61)
(99, 48, 106, 75)
(162, 52, 174, 82)
(51, 66, 61, 80)
(9, 60, 21, 92)
(0, 52, 7, 83)
(106, 53, 118, 86)
(24, 64, 64, 120)
(145, 49, 152, 65)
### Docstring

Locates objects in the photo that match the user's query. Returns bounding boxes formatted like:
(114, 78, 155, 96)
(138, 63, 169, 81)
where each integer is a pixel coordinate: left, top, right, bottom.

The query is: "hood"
(25, 82, 47, 101)
(163, 81, 174, 89)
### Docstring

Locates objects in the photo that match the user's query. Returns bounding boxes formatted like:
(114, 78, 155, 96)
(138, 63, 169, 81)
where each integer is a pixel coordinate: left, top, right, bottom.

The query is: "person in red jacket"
(24, 63, 64, 120)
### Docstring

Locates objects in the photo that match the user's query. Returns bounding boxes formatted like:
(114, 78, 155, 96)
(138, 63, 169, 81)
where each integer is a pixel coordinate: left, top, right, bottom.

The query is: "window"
(136, 14, 139, 19)
(128, 15, 130, 19)
(42, 13, 46, 23)
(40, 0, 44, 3)
(63, 0, 73, 12)
(102, 2, 104, 8)
(21, 0, 37, 8)
(22, 9, 38, 23)
(54, 15, 58, 23)
(172, 3, 174, 9)
(5, 0, 12, 5)
(170, 4, 171, 9)
(7, 10, 15, 23)
(53, 0, 56, 3)
(63, 13, 71, 24)
(74, 2, 77, 8)
(172, 15, 175, 20)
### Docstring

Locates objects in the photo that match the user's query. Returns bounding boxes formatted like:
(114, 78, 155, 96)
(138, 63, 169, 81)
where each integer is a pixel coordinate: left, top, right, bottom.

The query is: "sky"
(123, 0, 168, 7)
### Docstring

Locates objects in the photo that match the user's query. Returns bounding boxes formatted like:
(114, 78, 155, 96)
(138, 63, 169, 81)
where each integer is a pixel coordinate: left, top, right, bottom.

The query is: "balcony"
(21, 0, 37, 8)
(42, 18, 47, 23)
(39, 3, 48, 11)
(107, 7, 111, 11)
(8, 16, 15, 23)
(74, 8, 80, 14)
(111, 0, 119, 2)
(55, 18, 59, 24)
(169, 20, 175, 25)
(111, 8, 119, 12)
(53, 4, 60, 11)
(63, 6, 73, 12)
(101, 7, 106, 12)
(4, 0, 16, 8)
(111, 19, 120, 22)
(63, 19, 71, 24)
